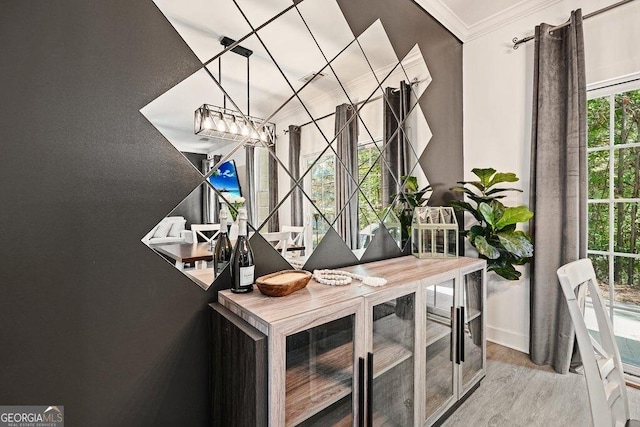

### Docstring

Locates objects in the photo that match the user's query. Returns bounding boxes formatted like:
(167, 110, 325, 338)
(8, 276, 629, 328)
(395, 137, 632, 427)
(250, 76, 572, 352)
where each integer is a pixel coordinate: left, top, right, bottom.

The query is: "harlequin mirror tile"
(142, 0, 434, 290)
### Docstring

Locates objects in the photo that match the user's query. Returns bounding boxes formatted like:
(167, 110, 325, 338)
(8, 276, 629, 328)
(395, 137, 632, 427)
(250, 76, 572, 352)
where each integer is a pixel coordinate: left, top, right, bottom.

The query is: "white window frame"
(587, 73, 640, 379)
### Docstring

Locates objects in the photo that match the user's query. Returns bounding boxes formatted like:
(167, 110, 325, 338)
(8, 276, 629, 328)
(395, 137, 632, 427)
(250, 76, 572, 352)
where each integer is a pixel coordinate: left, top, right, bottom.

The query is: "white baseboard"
(487, 325, 529, 354)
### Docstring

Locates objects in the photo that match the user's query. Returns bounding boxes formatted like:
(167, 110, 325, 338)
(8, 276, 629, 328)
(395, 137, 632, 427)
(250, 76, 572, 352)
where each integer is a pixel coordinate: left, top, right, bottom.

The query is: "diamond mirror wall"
(142, 0, 433, 290)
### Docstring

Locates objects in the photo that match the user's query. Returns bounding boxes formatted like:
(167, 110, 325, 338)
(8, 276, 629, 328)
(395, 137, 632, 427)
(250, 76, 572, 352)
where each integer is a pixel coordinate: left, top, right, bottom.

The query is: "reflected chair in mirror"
(359, 223, 380, 248)
(557, 259, 640, 427)
(142, 216, 193, 245)
(261, 231, 291, 257)
(191, 224, 221, 246)
(281, 225, 306, 255)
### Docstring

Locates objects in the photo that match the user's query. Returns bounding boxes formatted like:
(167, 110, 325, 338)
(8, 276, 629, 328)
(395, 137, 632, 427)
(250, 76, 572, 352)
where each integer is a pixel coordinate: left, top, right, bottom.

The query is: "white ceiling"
(144, 0, 433, 154)
(415, 0, 564, 41)
(142, 0, 566, 154)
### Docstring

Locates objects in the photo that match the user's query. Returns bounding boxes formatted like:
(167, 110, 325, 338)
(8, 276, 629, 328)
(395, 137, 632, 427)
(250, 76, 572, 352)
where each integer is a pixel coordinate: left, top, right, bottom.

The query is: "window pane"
(614, 90, 640, 145)
(589, 254, 610, 302)
(307, 154, 336, 247)
(613, 147, 640, 198)
(613, 202, 640, 254)
(612, 256, 640, 301)
(612, 256, 640, 369)
(358, 144, 382, 228)
(588, 150, 610, 199)
(588, 96, 610, 148)
(588, 203, 609, 251)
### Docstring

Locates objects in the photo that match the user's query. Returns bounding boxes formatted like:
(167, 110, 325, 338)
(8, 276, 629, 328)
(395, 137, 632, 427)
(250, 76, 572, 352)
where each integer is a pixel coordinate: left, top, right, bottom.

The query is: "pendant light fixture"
(195, 36, 276, 145)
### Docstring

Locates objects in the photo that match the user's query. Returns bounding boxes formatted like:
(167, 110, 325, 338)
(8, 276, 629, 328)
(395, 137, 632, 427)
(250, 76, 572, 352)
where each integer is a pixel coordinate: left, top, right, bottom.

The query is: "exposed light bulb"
(259, 129, 268, 142)
(228, 117, 239, 134)
(216, 112, 227, 132)
(202, 112, 214, 130)
(240, 120, 250, 136)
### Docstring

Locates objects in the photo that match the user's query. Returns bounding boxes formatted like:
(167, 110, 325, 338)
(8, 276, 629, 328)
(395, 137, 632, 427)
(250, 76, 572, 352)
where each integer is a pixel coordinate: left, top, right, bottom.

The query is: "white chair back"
(261, 231, 290, 256)
(191, 224, 221, 244)
(281, 226, 304, 246)
(557, 259, 634, 427)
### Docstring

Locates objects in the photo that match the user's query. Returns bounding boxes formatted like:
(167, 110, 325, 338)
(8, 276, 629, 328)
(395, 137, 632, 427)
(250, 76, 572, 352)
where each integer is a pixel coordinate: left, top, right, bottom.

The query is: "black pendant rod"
(512, 0, 637, 49)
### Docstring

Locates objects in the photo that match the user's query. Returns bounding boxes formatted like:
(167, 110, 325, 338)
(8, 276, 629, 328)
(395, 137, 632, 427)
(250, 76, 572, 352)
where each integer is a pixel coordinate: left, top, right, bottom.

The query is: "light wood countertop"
(218, 256, 485, 334)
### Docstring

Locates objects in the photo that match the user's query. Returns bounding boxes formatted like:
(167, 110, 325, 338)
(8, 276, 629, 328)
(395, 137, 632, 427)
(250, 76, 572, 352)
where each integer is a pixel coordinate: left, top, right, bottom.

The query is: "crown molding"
(464, 0, 564, 42)
(411, 0, 468, 41)
(414, 0, 564, 42)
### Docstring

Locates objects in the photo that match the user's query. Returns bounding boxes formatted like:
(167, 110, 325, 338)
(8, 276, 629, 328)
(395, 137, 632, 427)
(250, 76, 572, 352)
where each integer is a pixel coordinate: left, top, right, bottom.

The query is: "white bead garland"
(313, 269, 387, 287)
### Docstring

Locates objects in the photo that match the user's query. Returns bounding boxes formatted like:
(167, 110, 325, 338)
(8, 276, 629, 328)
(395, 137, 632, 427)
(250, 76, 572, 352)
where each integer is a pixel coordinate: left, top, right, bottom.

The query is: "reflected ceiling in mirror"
(141, 0, 434, 290)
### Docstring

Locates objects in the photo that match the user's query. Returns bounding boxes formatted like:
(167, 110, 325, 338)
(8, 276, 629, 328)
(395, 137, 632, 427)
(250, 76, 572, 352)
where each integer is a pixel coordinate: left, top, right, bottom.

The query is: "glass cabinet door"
(460, 269, 484, 392)
(371, 292, 416, 426)
(424, 278, 456, 421)
(285, 314, 355, 426)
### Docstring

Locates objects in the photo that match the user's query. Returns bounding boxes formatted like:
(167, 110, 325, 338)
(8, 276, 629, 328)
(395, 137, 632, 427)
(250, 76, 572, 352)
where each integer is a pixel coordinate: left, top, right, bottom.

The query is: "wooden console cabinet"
(210, 256, 486, 426)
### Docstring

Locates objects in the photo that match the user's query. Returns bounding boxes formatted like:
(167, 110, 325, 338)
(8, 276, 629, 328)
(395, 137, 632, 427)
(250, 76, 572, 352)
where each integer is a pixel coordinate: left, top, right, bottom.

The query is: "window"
(587, 77, 640, 375)
(306, 153, 335, 248)
(254, 146, 272, 226)
(357, 141, 383, 229)
(304, 141, 384, 249)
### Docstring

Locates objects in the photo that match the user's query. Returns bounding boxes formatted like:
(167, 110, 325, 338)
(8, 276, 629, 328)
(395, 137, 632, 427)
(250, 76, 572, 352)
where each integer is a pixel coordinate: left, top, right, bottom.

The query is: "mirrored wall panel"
(141, 0, 433, 289)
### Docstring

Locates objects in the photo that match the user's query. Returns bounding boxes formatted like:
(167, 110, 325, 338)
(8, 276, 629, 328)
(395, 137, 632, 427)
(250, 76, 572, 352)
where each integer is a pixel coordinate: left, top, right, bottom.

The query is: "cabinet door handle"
(358, 357, 365, 427)
(367, 352, 373, 427)
(454, 308, 461, 364)
(460, 307, 465, 363)
(449, 306, 454, 362)
(456, 307, 463, 365)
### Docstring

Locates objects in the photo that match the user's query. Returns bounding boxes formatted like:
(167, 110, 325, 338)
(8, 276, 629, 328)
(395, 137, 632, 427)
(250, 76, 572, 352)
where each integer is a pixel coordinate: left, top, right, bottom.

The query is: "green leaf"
(487, 172, 519, 188)
(402, 175, 418, 192)
(502, 223, 517, 232)
(449, 201, 482, 222)
(478, 202, 496, 227)
(490, 200, 505, 223)
(474, 235, 500, 259)
(485, 187, 524, 196)
(497, 230, 534, 258)
(494, 206, 534, 229)
(489, 262, 521, 280)
(472, 168, 496, 187)
(467, 225, 485, 243)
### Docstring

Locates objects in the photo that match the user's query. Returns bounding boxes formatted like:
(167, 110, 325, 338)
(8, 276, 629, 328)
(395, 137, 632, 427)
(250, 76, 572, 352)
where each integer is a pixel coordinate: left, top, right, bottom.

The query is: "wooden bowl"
(256, 270, 312, 297)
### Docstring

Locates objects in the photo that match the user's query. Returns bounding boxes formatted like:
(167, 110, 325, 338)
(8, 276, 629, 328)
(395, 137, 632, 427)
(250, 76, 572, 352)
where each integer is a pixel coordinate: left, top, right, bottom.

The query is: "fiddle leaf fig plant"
(450, 168, 533, 280)
(395, 176, 432, 247)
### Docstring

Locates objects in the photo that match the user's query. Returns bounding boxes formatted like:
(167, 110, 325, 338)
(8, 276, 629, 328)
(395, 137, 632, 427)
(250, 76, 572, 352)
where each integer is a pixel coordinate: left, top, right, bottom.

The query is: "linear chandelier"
(194, 36, 275, 146)
(194, 104, 275, 144)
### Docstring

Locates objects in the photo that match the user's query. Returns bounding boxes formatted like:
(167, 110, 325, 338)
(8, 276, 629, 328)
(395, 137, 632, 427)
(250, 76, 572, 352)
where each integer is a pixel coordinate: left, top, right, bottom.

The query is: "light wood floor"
(442, 342, 640, 426)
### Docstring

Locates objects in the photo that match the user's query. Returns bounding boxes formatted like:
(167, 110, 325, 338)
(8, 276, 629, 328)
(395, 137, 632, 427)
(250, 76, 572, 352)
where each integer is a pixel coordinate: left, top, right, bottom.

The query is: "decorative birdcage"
(411, 206, 458, 258)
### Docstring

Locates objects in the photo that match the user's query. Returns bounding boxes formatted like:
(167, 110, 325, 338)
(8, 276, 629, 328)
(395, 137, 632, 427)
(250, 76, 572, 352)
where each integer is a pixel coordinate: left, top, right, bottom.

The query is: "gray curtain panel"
(334, 103, 359, 249)
(382, 82, 412, 205)
(268, 139, 279, 232)
(529, 9, 587, 374)
(202, 156, 221, 224)
(288, 125, 303, 227)
(245, 144, 255, 225)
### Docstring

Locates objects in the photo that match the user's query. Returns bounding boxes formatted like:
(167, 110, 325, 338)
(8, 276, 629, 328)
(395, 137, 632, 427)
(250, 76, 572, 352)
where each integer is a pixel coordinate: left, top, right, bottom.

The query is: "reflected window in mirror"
(255, 146, 271, 226)
(305, 153, 335, 249)
(357, 140, 383, 231)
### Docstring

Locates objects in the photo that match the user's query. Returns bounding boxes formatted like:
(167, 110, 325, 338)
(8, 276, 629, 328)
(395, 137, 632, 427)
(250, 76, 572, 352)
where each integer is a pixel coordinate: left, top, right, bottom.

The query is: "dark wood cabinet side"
(210, 303, 267, 426)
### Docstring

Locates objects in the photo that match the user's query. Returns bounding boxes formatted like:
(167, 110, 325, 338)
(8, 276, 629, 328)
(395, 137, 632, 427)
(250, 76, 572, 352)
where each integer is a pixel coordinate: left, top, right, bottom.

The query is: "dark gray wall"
(0, 1, 461, 426)
(0, 1, 212, 426)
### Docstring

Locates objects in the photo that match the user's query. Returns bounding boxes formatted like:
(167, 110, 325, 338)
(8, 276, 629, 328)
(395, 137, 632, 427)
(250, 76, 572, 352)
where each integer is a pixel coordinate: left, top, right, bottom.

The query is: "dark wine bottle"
(230, 207, 254, 293)
(213, 205, 232, 277)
